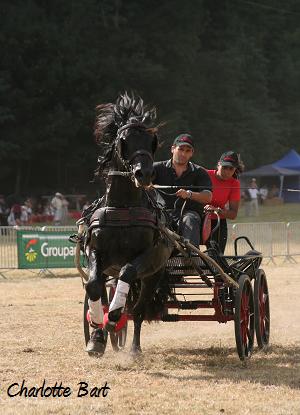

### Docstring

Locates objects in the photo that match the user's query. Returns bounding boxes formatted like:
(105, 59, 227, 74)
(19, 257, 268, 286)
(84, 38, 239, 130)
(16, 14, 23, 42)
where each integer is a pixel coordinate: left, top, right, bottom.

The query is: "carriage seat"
(230, 249, 262, 279)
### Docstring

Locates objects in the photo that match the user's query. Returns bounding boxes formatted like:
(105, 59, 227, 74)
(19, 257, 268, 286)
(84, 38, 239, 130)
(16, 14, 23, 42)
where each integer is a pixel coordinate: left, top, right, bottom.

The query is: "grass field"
(235, 202, 300, 223)
(0, 263, 299, 414)
(24, 203, 300, 228)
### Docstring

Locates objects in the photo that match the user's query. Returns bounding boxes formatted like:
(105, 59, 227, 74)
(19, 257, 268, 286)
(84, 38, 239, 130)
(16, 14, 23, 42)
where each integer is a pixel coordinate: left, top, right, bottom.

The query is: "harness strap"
(89, 207, 158, 230)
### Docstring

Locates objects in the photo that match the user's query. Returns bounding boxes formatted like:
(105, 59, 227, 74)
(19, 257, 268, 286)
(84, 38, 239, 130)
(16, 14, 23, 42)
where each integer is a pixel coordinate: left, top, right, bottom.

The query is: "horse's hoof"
(104, 320, 116, 333)
(130, 347, 142, 357)
(103, 309, 122, 332)
(86, 328, 106, 356)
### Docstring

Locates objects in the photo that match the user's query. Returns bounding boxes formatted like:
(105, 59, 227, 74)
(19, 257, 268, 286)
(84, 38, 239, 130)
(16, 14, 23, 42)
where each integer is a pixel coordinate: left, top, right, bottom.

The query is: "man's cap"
(55, 192, 63, 197)
(219, 151, 239, 168)
(173, 134, 194, 149)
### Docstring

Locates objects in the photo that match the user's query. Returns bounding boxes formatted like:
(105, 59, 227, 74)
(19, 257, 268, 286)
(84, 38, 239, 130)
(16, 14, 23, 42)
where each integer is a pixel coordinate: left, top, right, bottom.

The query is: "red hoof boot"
(104, 308, 123, 332)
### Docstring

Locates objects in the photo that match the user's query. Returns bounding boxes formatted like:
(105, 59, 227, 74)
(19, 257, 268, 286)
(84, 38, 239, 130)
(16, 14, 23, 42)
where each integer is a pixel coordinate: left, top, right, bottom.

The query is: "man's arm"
(176, 188, 212, 204)
(176, 166, 212, 204)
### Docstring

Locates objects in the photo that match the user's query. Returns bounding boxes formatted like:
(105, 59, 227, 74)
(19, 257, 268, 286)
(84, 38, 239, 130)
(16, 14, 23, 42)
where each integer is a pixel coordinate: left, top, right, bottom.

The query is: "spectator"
(269, 184, 280, 198)
(20, 198, 33, 224)
(241, 188, 252, 216)
(7, 203, 22, 226)
(61, 196, 69, 224)
(0, 195, 9, 226)
(259, 185, 268, 204)
(51, 192, 64, 225)
(43, 201, 53, 222)
(248, 179, 260, 216)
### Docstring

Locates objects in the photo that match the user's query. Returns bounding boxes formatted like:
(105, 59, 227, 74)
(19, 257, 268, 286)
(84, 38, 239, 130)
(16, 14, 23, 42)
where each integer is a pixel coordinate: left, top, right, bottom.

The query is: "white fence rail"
(0, 223, 300, 269)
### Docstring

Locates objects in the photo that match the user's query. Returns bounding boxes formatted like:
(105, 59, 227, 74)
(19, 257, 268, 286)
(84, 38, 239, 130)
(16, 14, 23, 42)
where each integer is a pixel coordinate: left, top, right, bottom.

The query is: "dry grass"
(0, 263, 300, 415)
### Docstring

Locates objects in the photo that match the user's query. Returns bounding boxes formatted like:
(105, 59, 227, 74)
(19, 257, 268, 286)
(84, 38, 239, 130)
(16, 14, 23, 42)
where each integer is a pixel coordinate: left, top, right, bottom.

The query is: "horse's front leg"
(105, 264, 135, 331)
(85, 249, 106, 355)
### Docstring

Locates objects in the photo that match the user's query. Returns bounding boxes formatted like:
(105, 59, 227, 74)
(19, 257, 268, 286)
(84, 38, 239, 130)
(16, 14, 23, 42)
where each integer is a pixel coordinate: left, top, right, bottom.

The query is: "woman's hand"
(204, 205, 221, 213)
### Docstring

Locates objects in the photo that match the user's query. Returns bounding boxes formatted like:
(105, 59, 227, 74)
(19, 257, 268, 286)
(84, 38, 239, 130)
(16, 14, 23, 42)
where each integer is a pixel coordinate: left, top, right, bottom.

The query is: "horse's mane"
(94, 92, 158, 178)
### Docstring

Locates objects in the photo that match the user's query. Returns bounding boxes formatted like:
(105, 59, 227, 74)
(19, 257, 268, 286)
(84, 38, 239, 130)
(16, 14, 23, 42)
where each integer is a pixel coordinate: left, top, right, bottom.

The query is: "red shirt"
(206, 169, 240, 219)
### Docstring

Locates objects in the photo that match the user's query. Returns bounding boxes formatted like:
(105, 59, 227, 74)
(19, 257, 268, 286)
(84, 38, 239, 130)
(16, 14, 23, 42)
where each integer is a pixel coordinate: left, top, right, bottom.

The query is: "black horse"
(85, 92, 173, 355)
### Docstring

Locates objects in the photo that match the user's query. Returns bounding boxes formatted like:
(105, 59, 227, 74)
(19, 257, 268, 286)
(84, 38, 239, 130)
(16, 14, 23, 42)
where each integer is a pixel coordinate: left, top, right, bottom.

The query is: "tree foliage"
(1, 0, 300, 194)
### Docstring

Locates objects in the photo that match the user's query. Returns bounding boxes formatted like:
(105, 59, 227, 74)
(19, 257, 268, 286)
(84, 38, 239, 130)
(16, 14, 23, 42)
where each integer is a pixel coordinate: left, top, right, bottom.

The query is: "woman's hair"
(233, 154, 244, 179)
(217, 152, 245, 179)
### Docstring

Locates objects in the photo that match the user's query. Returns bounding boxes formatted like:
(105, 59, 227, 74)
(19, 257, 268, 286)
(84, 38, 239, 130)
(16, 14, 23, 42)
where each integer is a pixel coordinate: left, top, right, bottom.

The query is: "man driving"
(153, 134, 212, 247)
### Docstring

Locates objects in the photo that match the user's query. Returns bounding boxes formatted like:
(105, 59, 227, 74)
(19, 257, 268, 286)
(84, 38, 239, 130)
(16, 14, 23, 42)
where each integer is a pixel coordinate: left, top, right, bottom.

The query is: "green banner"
(17, 230, 82, 269)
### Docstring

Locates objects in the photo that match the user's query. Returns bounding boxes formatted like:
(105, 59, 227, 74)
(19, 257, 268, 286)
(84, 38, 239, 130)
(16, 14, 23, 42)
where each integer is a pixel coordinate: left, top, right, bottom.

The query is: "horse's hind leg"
(131, 312, 144, 356)
(85, 249, 106, 355)
(130, 271, 165, 355)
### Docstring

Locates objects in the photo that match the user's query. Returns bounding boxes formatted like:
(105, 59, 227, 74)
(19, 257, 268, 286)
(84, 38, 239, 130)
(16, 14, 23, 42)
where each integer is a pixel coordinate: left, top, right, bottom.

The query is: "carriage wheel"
(108, 286, 128, 352)
(234, 274, 255, 361)
(83, 292, 108, 355)
(254, 269, 270, 349)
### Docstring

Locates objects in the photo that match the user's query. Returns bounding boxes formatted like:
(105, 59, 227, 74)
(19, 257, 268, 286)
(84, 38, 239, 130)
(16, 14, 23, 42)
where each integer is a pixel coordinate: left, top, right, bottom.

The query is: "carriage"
(80, 211, 270, 362)
(75, 92, 270, 362)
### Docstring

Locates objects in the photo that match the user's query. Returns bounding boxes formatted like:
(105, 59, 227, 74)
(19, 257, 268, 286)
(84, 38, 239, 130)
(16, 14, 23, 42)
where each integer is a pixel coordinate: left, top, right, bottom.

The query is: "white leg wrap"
(109, 280, 130, 313)
(88, 298, 104, 325)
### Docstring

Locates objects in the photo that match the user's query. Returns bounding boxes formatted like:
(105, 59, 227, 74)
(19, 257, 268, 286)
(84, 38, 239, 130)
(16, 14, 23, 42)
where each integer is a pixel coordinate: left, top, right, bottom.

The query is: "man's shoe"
(86, 328, 107, 355)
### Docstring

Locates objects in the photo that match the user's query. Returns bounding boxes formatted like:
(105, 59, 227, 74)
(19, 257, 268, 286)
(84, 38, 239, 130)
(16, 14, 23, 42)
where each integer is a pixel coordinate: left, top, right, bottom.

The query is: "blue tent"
(273, 150, 300, 201)
(273, 149, 300, 170)
(241, 150, 300, 202)
(242, 164, 298, 177)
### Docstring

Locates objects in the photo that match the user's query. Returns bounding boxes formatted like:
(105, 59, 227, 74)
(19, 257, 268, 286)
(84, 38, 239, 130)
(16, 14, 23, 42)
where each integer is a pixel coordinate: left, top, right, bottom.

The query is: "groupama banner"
(17, 230, 81, 269)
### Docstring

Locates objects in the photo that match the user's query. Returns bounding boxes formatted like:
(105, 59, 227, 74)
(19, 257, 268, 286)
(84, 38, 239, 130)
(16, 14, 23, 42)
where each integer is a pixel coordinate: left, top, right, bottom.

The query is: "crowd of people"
(242, 179, 281, 217)
(0, 192, 72, 226)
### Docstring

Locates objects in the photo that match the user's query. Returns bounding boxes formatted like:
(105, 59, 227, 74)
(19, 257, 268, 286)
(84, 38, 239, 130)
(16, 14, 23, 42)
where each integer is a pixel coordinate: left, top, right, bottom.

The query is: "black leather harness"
(89, 206, 158, 230)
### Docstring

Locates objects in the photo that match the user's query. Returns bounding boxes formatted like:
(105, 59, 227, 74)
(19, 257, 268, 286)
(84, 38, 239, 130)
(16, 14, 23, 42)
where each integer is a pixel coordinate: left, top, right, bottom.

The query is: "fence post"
(284, 222, 297, 264)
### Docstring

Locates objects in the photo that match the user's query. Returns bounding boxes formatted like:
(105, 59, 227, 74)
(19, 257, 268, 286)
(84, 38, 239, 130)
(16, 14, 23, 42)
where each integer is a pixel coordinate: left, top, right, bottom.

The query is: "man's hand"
(176, 189, 192, 199)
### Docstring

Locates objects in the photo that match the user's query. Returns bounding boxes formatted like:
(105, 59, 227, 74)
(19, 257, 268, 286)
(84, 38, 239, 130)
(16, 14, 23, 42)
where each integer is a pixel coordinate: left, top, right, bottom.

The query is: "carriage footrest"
(161, 314, 179, 322)
(179, 301, 203, 310)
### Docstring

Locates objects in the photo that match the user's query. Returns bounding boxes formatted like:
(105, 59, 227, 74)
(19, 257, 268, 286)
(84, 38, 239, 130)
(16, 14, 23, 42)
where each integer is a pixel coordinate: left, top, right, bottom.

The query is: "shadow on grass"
(119, 343, 300, 390)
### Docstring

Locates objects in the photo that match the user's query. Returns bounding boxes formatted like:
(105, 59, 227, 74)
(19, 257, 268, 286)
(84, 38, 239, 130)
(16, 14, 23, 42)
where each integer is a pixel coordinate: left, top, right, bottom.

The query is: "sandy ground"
(0, 261, 299, 415)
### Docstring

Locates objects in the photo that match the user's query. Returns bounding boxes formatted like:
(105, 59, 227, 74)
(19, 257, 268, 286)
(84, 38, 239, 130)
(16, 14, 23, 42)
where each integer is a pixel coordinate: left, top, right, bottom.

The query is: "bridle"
(109, 122, 156, 180)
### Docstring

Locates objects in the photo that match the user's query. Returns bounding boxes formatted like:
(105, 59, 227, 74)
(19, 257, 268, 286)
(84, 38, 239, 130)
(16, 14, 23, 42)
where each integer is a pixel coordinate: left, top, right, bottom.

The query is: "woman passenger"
(204, 151, 244, 254)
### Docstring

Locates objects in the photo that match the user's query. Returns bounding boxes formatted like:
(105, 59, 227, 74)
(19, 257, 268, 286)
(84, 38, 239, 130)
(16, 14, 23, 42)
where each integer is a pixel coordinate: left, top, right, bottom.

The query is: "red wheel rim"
(258, 277, 269, 340)
(241, 292, 249, 347)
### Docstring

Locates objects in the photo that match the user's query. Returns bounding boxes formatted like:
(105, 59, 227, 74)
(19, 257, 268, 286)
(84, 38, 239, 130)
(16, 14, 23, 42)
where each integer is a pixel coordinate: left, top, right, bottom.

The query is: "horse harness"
(89, 206, 158, 230)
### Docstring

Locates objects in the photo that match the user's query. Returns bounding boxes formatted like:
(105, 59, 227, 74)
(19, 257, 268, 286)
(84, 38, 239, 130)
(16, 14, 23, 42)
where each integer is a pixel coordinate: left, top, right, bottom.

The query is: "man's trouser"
(171, 210, 201, 248)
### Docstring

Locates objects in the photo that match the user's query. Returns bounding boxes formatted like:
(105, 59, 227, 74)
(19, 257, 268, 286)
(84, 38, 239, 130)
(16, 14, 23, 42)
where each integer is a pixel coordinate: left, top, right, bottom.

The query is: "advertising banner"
(17, 230, 82, 269)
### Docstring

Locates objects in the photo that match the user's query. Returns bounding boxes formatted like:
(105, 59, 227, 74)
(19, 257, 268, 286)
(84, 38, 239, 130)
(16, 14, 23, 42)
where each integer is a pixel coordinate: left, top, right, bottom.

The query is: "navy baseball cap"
(219, 151, 239, 168)
(173, 134, 194, 149)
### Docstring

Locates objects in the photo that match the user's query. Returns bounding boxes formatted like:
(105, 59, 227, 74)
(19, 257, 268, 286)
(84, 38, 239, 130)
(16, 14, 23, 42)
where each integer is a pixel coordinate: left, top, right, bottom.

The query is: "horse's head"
(115, 122, 158, 187)
(94, 92, 159, 188)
